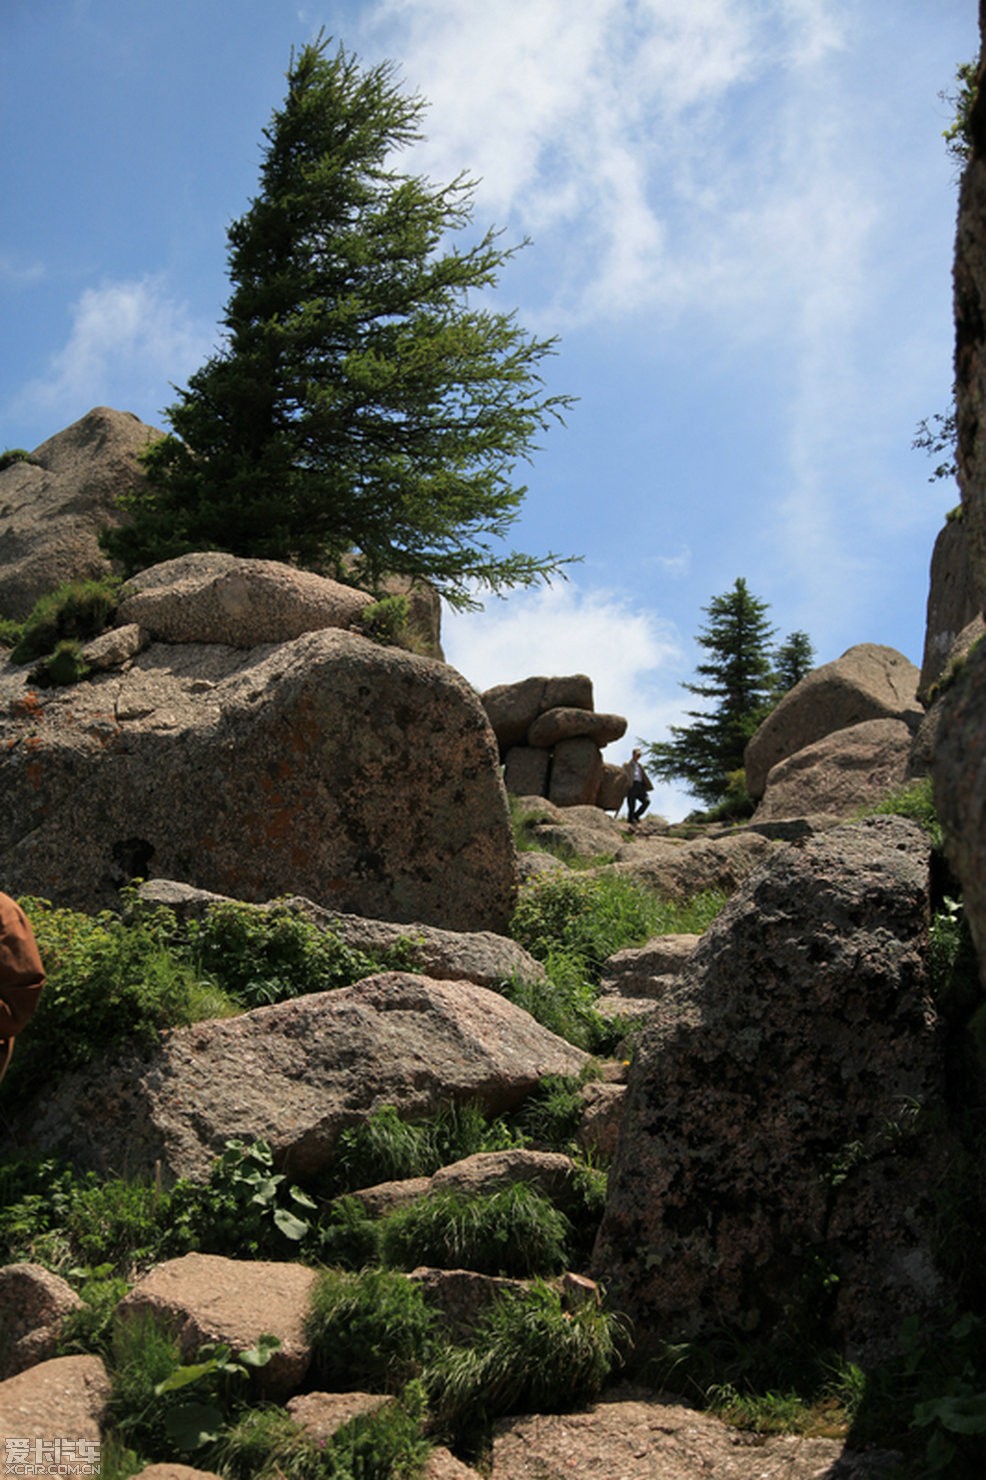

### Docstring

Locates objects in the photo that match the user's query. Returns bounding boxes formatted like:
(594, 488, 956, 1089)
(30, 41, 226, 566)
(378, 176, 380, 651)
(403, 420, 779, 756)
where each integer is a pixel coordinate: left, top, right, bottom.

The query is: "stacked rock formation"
(480, 674, 629, 810)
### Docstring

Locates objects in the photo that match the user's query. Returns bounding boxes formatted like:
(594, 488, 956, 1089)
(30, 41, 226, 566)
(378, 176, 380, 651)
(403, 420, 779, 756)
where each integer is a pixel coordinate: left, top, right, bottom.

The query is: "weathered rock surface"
(503, 745, 551, 797)
(576, 1081, 626, 1161)
(745, 644, 921, 800)
(0, 627, 515, 931)
(0, 407, 162, 620)
(513, 796, 626, 859)
(407, 1267, 531, 1342)
(116, 552, 374, 646)
(0, 1354, 110, 1450)
(118, 1253, 317, 1400)
(919, 515, 983, 702)
(754, 717, 913, 820)
(606, 830, 776, 901)
(352, 1150, 580, 1221)
(0, 1264, 83, 1378)
(481, 675, 594, 752)
(489, 1391, 899, 1479)
(547, 736, 604, 806)
(911, 614, 986, 777)
(21, 974, 589, 1181)
(527, 706, 626, 749)
(137, 880, 547, 988)
(287, 1390, 395, 1441)
(933, 634, 986, 971)
(595, 818, 947, 1366)
(599, 934, 701, 1001)
(134, 1467, 223, 1480)
(597, 759, 630, 812)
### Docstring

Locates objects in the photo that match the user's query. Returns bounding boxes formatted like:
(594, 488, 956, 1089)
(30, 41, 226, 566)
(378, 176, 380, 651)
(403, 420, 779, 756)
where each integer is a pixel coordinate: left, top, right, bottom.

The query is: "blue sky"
(0, 0, 975, 817)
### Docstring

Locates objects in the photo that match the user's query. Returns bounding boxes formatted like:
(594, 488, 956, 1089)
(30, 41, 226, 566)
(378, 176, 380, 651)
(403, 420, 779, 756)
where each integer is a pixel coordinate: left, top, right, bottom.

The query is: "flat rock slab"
(0, 1354, 109, 1451)
(490, 1392, 900, 1478)
(22, 974, 589, 1181)
(287, 1389, 394, 1440)
(118, 1253, 318, 1400)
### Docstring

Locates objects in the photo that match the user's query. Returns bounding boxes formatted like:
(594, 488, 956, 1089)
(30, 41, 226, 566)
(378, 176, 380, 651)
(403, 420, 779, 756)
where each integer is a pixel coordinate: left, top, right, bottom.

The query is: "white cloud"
(0, 254, 45, 286)
(360, 0, 855, 331)
(10, 276, 213, 431)
(441, 578, 695, 818)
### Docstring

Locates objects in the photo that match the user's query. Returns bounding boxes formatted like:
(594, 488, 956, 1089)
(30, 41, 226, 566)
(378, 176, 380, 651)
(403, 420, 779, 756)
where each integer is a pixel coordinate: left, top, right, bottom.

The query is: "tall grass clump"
(329, 1102, 525, 1194)
(380, 1183, 570, 1278)
(427, 1281, 626, 1445)
(10, 575, 120, 663)
(306, 1268, 438, 1392)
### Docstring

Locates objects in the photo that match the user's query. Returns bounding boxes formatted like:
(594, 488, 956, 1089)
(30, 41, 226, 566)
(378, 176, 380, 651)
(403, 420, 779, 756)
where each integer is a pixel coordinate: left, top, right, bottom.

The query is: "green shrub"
(106, 1312, 185, 1457)
(0, 447, 31, 470)
(427, 1280, 625, 1443)
(380, 1183, 570, 1278)
(863, 777, 943, 848)
(214, 1382, 431, 1480)
(315, 1194, 382, 1270)
(497, 956, 621, 1053)
(519, 1074, 588, 1150)
(510, 871, 724, 983)
(356, 593, 409, 646)
(164, 1139, 315, 1260)
(31, 637, 90, 686)
(306, 1267, 438, 1391)
(57, 1271, 132, 1358)
(7, 897, 207, 1096)
(186, 900, 388, 1007)
(10, 576, 120, 663)
(0, 616, 24, 648)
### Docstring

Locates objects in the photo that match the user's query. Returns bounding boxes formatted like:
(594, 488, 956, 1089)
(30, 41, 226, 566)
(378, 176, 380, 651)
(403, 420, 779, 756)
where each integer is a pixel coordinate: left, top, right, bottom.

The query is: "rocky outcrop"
(919, 515, 983, 701)
(21, 974, 589, 1182)
(0, 626, 515, 931)
(605, 829, 776, 901)
(0, 1354, 110, 1452)
(117, 1253, 318, 1400)
(116, 552, 375, 645)
(933, 635, 986, 970)
(744, 644, 921, 802)
(489, 1391, 898, 1479)
(0, 1264, 83, 1378)
(595, 818, 948, 1366)
(0, 407, 162, 619)
(512, 796, 628, 859)
(754, 717, 913, 820)
(481, 674, 628, 810)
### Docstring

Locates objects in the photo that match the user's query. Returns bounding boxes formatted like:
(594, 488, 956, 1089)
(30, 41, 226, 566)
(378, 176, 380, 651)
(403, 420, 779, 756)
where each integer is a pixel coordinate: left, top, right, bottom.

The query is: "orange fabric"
(0, 894, 45, 1078)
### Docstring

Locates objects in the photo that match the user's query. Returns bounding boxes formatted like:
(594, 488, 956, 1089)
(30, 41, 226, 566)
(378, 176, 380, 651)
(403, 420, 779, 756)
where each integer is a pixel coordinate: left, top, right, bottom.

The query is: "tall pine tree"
(646, 578, 778, 807)
(104, 36, 573, 607)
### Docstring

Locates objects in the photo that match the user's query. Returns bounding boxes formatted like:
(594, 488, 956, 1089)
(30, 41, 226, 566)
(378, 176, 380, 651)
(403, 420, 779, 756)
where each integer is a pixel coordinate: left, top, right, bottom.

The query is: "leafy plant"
(154, 1332, 281, 1452)
(329, 1101, 525, 1194)
(57, 1269, 132, 1358)
(9, 576, 120, 663)
(510, 871, 723, 984)
(6, 896, 208, 1097)
(315, 1194, 382, 1270)
(214, 1382, 431, 1479)
(306, 1267, 438, 1391)
(165, 1139, 315, 1259)
(380, 1182, 571, 1278)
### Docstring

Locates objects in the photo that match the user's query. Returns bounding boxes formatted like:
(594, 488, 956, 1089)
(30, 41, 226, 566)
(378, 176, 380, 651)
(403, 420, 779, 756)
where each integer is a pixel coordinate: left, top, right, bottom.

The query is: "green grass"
(380, 1183, 571, 1278)
(9, 575, 120, 663)
(425, 1280, 626, 1447)
(329, 1101, 527, 1194)
(306, 1268, 439, 1392)
(509, 871, 724, 984)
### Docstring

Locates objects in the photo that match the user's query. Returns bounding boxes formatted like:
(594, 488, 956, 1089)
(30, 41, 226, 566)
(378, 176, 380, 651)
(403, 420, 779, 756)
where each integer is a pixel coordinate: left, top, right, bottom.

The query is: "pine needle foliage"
(103, 34, 575, 608)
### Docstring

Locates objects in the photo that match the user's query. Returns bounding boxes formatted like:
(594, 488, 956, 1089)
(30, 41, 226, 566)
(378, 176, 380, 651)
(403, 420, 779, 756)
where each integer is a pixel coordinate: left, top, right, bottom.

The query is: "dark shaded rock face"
(593, 818, 949, 1366)
(933, 636, 986, 972)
